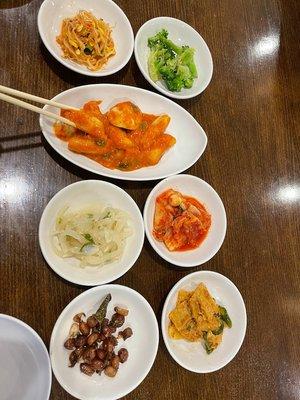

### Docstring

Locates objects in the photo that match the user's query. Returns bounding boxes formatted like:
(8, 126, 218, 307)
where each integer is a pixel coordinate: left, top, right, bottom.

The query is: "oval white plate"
(144, 174, 226, 267)
(162, 271, 247, 373)
(38, 0, 134, 76)
(39, 84, 207, 181)
(50, 284, 159, 400)
(0, 314, 52, 400)
(135, 17, 213, 99)
(39, 180, 144, 286)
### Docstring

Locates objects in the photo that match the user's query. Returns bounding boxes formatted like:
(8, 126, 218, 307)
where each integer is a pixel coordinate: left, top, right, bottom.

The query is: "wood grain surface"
(0, 1, 299, 399)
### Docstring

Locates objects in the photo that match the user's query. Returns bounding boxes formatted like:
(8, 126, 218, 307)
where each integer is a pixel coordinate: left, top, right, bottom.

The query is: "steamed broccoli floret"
(147, 29, 198, 92)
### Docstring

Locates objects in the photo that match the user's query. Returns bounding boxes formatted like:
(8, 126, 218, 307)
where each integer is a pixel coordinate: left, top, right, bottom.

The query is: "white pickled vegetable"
(52, 204, 133, 267)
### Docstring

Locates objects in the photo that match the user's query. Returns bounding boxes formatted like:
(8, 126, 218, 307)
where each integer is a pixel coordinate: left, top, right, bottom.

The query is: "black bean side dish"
(64, 294, 133, 378)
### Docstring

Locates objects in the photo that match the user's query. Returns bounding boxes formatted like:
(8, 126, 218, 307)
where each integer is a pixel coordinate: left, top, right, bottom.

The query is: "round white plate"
(38, 0, 134, 76)
(161, 271, 247, 373)
(0, 314, 52, 400)
(39, 84, 207, 181)
(135, 17, 213, 99)
(39, 180, 144, 286)
(143, 174, 226, 267)
(50, 284, 159, 400)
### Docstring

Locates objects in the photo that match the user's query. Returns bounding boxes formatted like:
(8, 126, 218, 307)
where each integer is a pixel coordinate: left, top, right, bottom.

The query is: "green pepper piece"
(94, 294, 112, 325)
(203, 332, 214, 354)
(219, 306, 232, 328)
(103, 211, 111, 219)
(83, 233, 94, 243)
(95, 139, 106, 147)
(212, 321, 224, 336)
(84, 46, 93, 55)
(118, 162, 130, 170)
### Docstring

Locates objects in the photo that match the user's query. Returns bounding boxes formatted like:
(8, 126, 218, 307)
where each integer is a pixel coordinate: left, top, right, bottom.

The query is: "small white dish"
(39, 84, 207, 181)
(134, 17, 213, 99)
(143, 174, 226, 267)
(38, 0, 134, 76)
(50, 284, 159, 400)
(161, 271, 247, 373)
(0, 314, 52, 400)
(39, 180, 144, 286)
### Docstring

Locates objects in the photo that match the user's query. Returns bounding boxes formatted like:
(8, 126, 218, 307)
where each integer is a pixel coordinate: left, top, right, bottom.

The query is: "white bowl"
(161, 271, 247, 373)
(143, 174, 226, 267)
(39, 84, 207, 181)
(38, 0, 134, 76)
(50, 284, 159, 400)
(39, 180, 144, 286)
(134, 17, 213, 99)
(0, 314, 52, 400)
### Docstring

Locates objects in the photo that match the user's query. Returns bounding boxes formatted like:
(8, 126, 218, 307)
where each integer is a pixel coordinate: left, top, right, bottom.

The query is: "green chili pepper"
(80, 233, 95, 252)
(139, 121, 148, 131)
(118, 162, 130, 170)
(219, 306, 232, 328)
(103, 211, 111, 219)
(212, 321, 224, 335)
(83, 233, 94, 243)
(95, 139, 106, 147)
(94, 294, 112, 325)
(102, 152, 111, 159)
(84, 46, 93, 55)
(203, 332, 214, 354)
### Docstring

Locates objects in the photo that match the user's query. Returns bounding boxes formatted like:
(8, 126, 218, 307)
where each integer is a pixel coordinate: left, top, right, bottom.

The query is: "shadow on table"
(0, 131, 42, 153)
(40, 43, 131, 87)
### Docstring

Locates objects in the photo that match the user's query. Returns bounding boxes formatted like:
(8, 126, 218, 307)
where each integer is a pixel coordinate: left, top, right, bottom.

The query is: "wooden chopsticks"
(0, 85, 79, 128)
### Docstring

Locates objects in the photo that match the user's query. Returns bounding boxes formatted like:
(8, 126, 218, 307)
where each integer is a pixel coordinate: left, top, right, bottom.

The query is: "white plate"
(143, 174, 226, 267)
(161, 271, 247, 373)
(39, 180, 144, 286)
(134, 17, 213, 99)
(39, 84, 207, 181)
(50, 284, 159, 400)
(0, 314, 52, 400)
(38, 0, 134, 76)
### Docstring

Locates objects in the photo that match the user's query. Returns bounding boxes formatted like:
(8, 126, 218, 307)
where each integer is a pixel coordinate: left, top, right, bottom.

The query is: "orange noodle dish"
(54, 100, 176, 171)
(56, 11, 115, 71)
(153, 189, 211, 251)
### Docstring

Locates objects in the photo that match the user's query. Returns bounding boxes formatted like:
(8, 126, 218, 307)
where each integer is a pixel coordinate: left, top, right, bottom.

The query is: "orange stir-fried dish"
(168, 283, 232, 354)
(54, 100, 176, 171)
(153, 189, 211, 251)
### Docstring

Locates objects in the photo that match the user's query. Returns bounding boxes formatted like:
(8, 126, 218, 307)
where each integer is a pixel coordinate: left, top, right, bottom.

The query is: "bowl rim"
(50, 284, 159, 400)
(37, 0, 134, 77)
(134, 16, 213, 99)
(38, 179, 145, 286)
(161, 270, 247, 373)
(143, 174, 227, 267)
(0, 314, 52, 399)
(39, 83, 208, 181)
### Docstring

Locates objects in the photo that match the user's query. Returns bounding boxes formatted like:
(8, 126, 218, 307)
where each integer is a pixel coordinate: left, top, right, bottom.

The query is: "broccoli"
(147, 29, 198, 92)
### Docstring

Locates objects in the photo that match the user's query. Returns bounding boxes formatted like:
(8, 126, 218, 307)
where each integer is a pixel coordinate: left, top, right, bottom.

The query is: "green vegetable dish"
(147, 29, 198, 92)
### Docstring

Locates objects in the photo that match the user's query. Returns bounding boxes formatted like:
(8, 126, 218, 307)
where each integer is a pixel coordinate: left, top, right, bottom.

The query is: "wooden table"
(1, 0, 299, 399)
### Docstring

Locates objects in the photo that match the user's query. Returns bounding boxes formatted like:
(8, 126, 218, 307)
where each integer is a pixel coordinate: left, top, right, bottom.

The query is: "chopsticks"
(0, 85, 79, 128)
